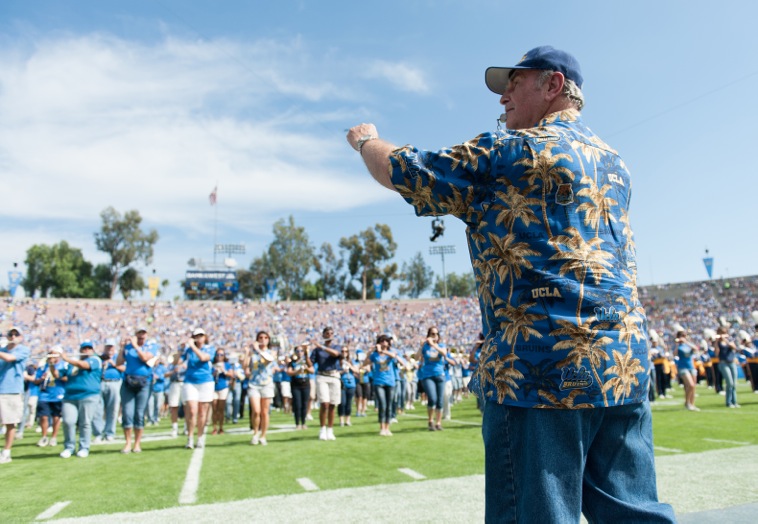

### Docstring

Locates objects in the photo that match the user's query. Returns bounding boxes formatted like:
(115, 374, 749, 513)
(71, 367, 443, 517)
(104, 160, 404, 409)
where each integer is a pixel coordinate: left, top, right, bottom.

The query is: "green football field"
(1, 382, 756, 522)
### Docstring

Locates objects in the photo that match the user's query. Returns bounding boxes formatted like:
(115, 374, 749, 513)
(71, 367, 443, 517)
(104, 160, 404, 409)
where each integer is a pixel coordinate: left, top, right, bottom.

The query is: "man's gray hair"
(537, 70, 584, 111)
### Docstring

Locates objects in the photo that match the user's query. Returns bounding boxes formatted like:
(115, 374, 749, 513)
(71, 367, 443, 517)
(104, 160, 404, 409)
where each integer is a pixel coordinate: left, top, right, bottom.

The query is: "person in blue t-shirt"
(364, 334, 400, 436)
(181, 328, 216, 450)
(211, 349, 233, 435)
(92, 339, 124, 443)
(338, 347, 358, 427)
(117, 326, 158, 454)
(674, 332, 700, 412)
(166, 352, 186, 439)
(416, 327, 452, 431)
(148, 358, 167, 425)
(0, 327, 31, 464)
(34, 350, 67, 448)
(59, 341, 102, 458)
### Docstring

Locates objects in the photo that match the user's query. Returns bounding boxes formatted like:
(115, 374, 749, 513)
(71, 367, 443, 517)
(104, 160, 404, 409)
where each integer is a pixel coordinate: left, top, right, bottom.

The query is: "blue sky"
(1, 0, 756, 299)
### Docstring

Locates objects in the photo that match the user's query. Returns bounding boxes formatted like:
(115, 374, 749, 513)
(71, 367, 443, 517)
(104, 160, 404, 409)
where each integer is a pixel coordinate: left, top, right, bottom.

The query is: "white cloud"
(0, 32, 387, 236)
(364, 60, 430, 93)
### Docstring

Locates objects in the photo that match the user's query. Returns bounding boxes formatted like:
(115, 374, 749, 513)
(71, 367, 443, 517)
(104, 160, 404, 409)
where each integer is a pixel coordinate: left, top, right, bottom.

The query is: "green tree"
(118, 267, 146, 299)
(433, 271, 476, 298)
(339, 224, 398, 300)
(239, 252, 276, 300)
(267, 215, 314, 301)
(23, 242, 104, 298)
(313, 242, 346, 300)
(94, 207, 159, 299)
(399, 252, 434, 298)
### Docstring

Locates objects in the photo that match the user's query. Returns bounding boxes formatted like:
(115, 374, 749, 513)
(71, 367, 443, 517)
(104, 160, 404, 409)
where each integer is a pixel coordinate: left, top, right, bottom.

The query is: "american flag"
(209, 186, 217, 206)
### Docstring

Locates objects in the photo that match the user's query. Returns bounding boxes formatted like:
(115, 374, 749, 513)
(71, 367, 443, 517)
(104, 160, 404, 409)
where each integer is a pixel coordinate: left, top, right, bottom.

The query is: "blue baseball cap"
(485, 45, 583, 94)
(80, 340, 95, 350)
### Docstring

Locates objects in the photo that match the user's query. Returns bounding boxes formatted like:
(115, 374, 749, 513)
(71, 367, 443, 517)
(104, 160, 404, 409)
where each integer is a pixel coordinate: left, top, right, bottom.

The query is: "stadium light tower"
(429, 245, 456, 298)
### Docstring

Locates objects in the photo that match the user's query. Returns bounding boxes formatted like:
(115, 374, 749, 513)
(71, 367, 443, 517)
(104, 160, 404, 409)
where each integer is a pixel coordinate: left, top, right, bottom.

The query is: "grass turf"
(1, 382, 755, 522)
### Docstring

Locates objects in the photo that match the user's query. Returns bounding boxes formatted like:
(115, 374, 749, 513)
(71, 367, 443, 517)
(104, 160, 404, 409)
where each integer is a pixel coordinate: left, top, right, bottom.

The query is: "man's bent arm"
(346, 123, 398, 192)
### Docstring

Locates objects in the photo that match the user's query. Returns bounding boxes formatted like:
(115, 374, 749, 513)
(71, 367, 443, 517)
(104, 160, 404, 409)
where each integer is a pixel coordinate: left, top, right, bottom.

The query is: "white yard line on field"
(398, 468, 426, 480)
(296, 478, 320, 491)
(654, 446, 683, 453)
(703, 438, 752, 446)
(178, 447, 205, 504)
(36, 501, 71, 520)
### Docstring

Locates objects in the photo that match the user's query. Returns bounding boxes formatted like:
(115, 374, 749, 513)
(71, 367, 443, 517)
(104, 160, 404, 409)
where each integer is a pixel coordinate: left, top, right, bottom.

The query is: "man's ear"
(544, 72, 566, 102)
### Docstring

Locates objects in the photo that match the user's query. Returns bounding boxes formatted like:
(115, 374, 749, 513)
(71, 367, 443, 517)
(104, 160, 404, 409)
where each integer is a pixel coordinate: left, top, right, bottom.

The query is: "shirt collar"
(538, 108, 581, 127)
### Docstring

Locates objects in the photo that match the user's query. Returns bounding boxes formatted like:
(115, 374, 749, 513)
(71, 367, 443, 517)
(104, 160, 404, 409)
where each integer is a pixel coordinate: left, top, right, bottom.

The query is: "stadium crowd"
(1, 275, 757, 463)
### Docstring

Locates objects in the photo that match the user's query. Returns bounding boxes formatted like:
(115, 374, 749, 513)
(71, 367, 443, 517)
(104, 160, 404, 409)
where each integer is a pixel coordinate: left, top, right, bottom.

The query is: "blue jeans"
(718, 361, 739, 406)
(374, 385, 393, 424)
(120, 379, 152, 429)
(148, 390, 165, 423)
(226, 381, 242, 421)
(482, 400, 676, 524)
(422, 375, 445, 410)
(62, 396, 99, 452)
(338, 387, 355, 417)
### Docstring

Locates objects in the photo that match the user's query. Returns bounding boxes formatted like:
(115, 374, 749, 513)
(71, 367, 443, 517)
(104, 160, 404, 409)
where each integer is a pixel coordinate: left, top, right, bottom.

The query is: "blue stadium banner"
(184, 270, 239, 299)
(8, 270, 22, 297)
(703, 257, 714, 279)
(373, 278, 383, 299)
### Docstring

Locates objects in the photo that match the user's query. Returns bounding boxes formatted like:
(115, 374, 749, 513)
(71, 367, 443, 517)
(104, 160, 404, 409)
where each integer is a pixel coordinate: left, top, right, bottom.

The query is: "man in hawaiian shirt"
(348, 46, 675, 523)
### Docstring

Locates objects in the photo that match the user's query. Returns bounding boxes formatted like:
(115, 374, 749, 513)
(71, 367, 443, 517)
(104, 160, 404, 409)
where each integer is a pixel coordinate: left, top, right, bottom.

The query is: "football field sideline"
(47, 444, 758, 523)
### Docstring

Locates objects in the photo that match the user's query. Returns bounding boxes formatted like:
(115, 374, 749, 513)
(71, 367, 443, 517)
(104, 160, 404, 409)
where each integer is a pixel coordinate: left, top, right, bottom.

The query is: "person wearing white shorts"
(0, 327, 31, 464)
(245, 332, 276, 446)
(310, 327, 342, 441)
(181, 328, 216, 450)
(166, 352, 186, 438)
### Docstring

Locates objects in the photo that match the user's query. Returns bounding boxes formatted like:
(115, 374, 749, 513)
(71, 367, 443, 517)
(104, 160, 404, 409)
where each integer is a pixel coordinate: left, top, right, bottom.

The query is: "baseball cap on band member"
(7, 326, 22, 336)
(485, 45, 584, 95)
(80, 340, 95, 350)
(192, 328, 206, 337)
(105, 338, 117, 346)
(135, 326, 148, 334)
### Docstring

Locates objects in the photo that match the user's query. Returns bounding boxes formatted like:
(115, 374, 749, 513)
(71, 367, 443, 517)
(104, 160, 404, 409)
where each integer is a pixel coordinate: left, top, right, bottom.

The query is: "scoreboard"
(184, 270, 239, 299)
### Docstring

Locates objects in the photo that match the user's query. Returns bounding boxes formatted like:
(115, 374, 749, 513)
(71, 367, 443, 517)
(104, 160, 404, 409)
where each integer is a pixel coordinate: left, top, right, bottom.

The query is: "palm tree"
(576, 175, 618, 238)
(395, 174, 437, 215)
(472, 257, 494, 310)
(536, 388, 595, 409)
(481, 353, 524, 403)
(436, 183, 478, 222)
(493, 185, 541, 234)
(549, 227, 615, 324)
(550, 318, 613, 406)
(613, 297, 646, 352)
(442, 136, 490, 172)
(483, 233, 540, 303)
(602, 348, 644, 403)
(516, 142, 574, 238)
(494, 299, 546, 363)
(520, 358, 561, 400)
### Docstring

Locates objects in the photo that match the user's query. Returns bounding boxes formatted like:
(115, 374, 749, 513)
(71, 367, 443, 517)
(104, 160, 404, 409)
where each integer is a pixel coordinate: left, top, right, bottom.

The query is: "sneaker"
(318, 427, 327, 441)
(385, 429, 393, 437)
(390, 418, 398, 424)
(105, 435, 115, 442)
(49, 437, 57, 447)
(59, 449, 73, 459)
(185, 439, 194, 449)
(35, 426, 42, 433)
(37, 436, 49, 447)
(251, 433, 260, 445)
(197, 435, 206, 449)
(93, 436, 103, 444)
(686, 405, 700, 412)
(326, 427, 336, 441)
(380, 429, 387, 436)
(76, 449, 89, 458)
(733, 404, 741, 408)
(0, 454, 11, 464)
(259, 437, 267, 446)
(306, 414, 314, 421)
(170, 430, 178, 439)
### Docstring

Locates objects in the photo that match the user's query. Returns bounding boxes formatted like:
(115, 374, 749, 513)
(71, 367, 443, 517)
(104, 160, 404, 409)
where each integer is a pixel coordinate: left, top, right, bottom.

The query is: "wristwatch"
(356, 134, 378, 153)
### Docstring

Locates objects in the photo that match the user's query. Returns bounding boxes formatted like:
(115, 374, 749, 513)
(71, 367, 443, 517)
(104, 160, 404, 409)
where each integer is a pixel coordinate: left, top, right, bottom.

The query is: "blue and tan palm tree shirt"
(389, 109, 648, 409)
